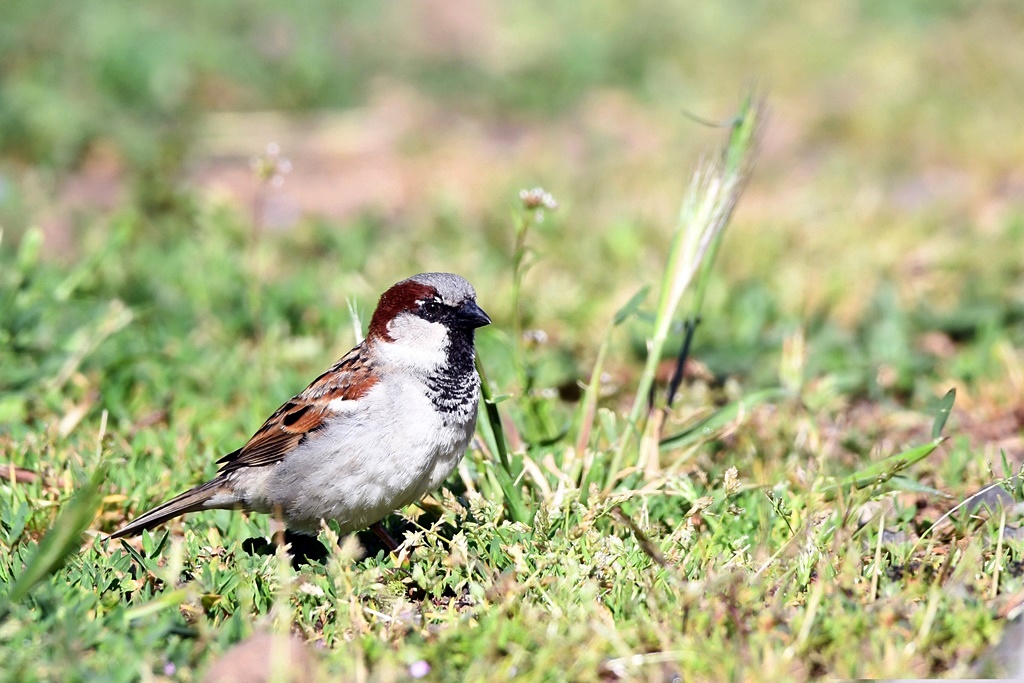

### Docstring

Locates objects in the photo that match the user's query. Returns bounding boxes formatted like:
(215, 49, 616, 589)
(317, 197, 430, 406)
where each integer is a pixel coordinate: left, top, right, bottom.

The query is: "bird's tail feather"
(108, 479, 234, 539)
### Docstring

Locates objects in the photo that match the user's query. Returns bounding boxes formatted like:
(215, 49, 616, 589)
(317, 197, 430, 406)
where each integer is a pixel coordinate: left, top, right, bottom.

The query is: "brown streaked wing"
(216, 345, 378, 472)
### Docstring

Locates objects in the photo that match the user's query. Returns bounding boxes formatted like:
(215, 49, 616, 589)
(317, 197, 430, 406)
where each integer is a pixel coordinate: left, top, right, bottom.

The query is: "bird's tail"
(108, 479, 236, 539)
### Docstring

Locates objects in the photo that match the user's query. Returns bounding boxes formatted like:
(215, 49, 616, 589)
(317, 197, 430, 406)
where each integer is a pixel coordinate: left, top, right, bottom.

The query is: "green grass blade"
(118, 538, 150, 568)
(476, 357, 511, 474)
(574, 332, 611, 459)
(123, 587, 192, 623)
(931, 388, 956, 440)
(660, 387, 789, 451)
(2, 462, 106, 607)
(475, 357, 530, 523)
(886, 476, 953, 498)
(490, 459, 531, 525)
(613, 285, 650, 326)
(819, 438, 945, 496)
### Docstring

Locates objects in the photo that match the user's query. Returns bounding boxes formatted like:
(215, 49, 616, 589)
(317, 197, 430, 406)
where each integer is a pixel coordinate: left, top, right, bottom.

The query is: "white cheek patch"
(387, 312, 445, 340)
(382, 314, 449, 369)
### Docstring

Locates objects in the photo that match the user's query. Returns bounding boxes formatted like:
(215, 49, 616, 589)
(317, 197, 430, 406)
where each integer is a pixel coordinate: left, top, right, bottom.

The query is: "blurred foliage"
(1, 1, 372, 168)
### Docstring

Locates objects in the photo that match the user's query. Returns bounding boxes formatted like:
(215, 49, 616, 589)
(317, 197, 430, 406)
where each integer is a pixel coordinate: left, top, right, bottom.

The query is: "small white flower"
(519, 187, 558, 211)
(251, 142, 292, 186)
(523, 329, 549, 345)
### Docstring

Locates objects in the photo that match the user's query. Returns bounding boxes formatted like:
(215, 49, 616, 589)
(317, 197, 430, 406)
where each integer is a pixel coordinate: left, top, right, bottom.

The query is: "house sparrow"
(110, 272, 490, 549)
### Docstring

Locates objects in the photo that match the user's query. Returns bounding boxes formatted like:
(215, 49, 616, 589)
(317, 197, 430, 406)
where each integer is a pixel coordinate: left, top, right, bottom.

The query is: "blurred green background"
(4, 1, 1021, 296)
(4, 0, 1024, 439)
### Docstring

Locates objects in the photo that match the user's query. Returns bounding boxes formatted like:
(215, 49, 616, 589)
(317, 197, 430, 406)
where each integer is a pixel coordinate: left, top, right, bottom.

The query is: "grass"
(3, 2, 1024, 681)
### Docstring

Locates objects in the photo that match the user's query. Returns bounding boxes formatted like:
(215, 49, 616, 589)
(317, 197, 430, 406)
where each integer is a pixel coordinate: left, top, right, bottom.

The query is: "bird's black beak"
(456, 300, 491, 329)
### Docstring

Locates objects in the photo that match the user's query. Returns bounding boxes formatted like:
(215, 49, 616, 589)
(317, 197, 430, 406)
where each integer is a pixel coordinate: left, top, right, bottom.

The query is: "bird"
(109, 272, 491, 551)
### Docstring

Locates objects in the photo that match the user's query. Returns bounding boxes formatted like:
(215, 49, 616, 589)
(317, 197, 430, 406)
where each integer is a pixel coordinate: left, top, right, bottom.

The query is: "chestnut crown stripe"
(368, 281, 437, 342)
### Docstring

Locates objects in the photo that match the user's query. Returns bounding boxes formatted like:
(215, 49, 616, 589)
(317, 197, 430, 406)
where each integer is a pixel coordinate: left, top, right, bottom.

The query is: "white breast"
(237, 377, 477, 533)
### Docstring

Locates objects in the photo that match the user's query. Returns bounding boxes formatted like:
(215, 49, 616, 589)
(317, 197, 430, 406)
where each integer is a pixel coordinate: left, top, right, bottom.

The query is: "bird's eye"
(421, 300, 443, 315)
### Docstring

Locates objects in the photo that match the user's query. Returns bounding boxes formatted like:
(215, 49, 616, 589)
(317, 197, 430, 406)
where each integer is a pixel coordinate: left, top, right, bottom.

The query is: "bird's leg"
(370, 521, 400, 552)
(270, 512, 287, 548)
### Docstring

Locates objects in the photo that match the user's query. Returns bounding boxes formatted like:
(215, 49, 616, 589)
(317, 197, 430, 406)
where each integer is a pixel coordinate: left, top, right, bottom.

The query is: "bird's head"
(368, 272, 490, 370)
